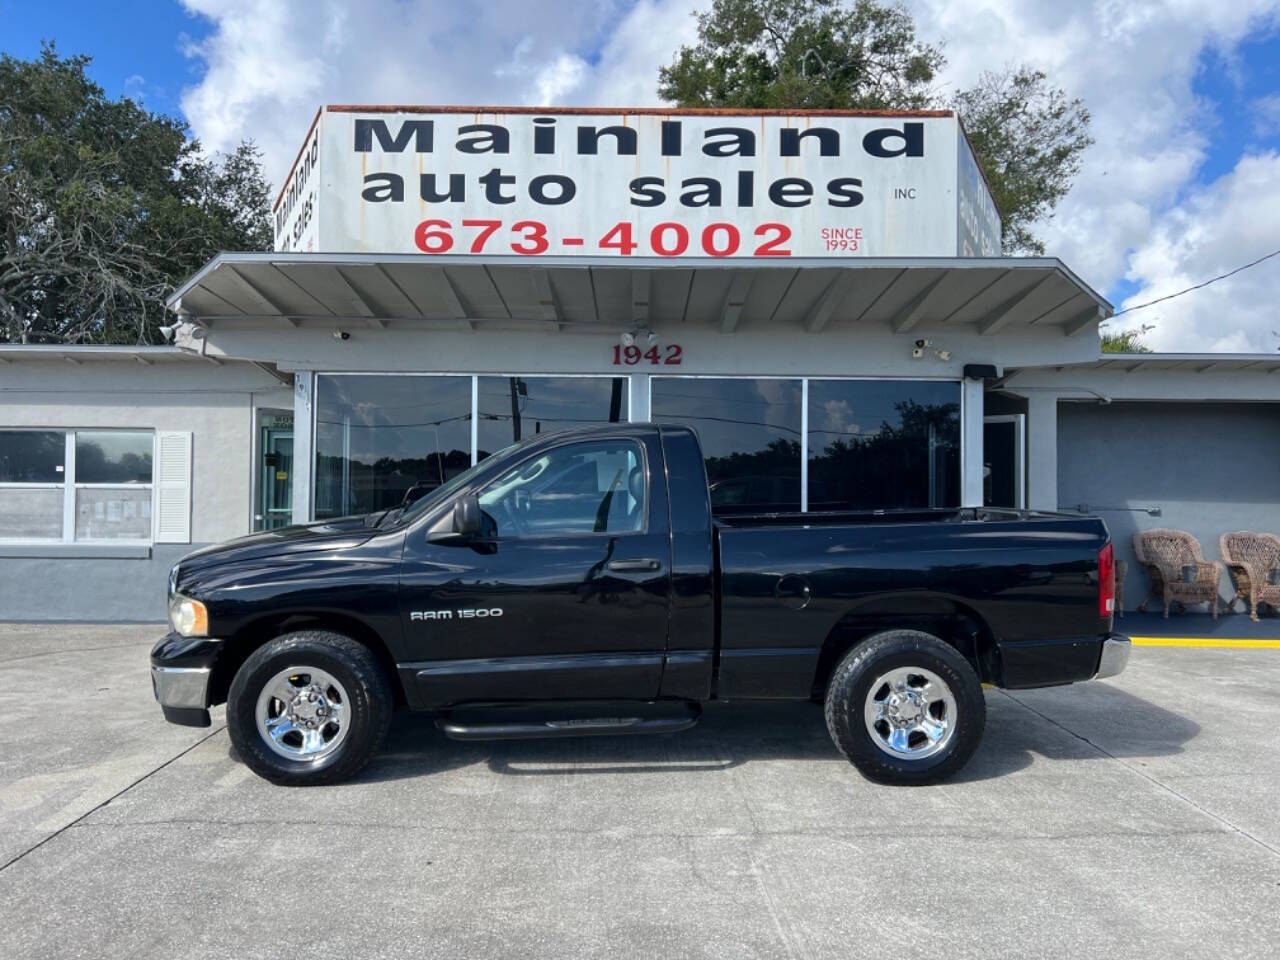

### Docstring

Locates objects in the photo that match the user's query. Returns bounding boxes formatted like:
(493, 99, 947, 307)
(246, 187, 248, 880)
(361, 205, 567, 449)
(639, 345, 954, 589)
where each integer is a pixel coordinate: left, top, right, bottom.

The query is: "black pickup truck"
(152, 423, 1128, 786)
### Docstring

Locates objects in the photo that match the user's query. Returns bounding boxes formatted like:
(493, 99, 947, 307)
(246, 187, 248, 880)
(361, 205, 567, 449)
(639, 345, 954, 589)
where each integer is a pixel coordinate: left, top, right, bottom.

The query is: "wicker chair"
(1132, 529, 1222, 619)
(1220, 532, 1280, 622)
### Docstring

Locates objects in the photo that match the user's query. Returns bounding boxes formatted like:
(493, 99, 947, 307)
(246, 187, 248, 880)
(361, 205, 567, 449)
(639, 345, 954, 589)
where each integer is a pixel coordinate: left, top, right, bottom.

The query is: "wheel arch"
(209, 612, 403, 708)
(810, 593, 997, 700)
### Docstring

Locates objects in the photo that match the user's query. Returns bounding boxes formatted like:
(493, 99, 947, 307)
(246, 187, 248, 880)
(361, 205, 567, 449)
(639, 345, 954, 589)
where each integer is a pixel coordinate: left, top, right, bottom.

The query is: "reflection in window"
(479, 441, 643, 537)
(476, 377, 627, 461)
(75, 431, 153, 483)
(807, 380, 960, 511)
(651, 378, 802, 513)
(314, 375, 472, 519)
(0, 430, 64, 482)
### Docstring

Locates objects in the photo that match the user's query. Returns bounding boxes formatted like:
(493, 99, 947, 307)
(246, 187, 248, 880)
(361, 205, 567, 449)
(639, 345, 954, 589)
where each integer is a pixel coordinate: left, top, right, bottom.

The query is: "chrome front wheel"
(228, 631, 392, 786)
(255, 666, 351, 761)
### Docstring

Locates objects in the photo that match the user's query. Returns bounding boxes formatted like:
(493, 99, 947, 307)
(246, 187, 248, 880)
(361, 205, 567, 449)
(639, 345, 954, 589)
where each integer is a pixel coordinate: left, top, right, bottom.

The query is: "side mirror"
(454, 494, 482, 537)
(427, 493, 490, 545)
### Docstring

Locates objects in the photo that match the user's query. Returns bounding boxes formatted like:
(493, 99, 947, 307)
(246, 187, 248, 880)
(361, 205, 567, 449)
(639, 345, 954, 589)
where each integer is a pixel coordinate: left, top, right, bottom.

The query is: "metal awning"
(167, 253, 1112, 337)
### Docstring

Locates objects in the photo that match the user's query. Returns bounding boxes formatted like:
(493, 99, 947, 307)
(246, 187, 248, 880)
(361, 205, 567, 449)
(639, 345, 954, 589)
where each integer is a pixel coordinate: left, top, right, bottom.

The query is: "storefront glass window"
(314, 375, 472, 519)
(807, 380, 960, 511)
(651, 377, 803, 513)
(476, 377, 627, 461)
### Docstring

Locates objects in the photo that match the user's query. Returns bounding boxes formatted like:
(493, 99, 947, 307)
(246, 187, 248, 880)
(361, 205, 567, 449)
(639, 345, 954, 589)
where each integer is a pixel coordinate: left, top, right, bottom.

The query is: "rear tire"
(824, 629, 985, 785)
(227, 630, 392, 786)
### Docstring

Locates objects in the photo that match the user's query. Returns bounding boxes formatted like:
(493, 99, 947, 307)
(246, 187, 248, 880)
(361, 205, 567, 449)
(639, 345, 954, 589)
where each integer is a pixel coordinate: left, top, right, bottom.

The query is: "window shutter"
(154, 432, 192, 544)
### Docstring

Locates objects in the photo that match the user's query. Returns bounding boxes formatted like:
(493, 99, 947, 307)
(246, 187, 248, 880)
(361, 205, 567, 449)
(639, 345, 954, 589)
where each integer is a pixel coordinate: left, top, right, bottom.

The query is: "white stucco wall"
(0, 357, 290, 619)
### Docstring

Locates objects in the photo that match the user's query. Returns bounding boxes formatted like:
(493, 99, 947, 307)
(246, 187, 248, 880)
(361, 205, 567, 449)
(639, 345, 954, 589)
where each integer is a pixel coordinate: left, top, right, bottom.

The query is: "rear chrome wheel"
(862, 666, 957, 760)
(824, 629, 985, 786)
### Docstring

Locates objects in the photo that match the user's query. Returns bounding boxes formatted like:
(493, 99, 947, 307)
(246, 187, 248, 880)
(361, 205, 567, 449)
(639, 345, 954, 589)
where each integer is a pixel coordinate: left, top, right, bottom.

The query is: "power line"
(1112, 247, 1280, 317)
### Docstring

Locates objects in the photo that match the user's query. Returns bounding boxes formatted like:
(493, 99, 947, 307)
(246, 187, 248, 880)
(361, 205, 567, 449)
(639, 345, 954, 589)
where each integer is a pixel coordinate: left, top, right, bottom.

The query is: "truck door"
(399, 432, 672, 706)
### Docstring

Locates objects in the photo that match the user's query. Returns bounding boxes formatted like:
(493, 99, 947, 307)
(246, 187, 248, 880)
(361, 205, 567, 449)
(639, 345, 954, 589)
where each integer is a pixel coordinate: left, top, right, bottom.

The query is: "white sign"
(273, 108, 1001, 259)
(274, 110, 322, 253)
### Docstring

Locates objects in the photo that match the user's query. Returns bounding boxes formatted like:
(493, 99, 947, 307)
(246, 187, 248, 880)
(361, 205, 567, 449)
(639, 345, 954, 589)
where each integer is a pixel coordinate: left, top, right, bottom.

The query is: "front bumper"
(1093, 634, 1131, 680)
(151, 631, 221, 728)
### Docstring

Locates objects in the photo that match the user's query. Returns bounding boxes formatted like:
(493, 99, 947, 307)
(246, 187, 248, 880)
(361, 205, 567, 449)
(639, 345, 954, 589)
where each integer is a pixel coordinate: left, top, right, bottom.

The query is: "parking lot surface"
(1, 621, 1278, 960)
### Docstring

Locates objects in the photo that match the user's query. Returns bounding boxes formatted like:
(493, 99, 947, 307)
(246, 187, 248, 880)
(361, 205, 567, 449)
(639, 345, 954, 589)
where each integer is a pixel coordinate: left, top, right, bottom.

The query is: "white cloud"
(177, 0, 1280, 351)
(1254, 93, 1280, 137)
(1119, 151, 1280, 352)
(908, 0, 1280, 350)
(177, 0, 697, 187)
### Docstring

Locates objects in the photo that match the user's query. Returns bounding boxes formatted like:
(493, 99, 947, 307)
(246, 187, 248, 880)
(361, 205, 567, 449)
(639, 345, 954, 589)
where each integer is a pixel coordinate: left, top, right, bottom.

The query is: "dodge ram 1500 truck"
(152, 423, 1129, 786)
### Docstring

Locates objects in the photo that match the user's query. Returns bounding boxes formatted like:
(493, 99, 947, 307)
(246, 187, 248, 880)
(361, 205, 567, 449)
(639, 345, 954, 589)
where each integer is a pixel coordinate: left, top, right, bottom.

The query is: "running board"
(437, 701, 701, 741)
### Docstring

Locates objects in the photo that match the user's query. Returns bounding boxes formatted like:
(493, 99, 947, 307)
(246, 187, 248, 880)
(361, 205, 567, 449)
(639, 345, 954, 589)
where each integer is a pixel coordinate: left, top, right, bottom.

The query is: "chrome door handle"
(607, 558, 661, 572)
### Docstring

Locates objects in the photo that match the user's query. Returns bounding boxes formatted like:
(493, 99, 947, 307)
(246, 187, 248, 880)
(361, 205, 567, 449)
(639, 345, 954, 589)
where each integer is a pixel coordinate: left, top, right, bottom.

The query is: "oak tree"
(0, 45, 272, 345)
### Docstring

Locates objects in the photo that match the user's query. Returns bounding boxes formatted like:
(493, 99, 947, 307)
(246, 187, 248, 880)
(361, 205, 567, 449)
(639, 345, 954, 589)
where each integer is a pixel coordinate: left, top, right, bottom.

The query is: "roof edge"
(322, 105, 955, 118)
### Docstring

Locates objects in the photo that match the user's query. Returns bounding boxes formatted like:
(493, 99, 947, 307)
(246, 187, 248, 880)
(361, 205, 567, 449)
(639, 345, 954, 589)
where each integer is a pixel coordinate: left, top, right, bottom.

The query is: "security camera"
(914, 338, 931, 349)
(936, 349, 952, 361)
(620, 331, 636, 347)
(158, 324, 177, 342)
(333, 330, 351, 341)
(645, 331, 659, 346)
(911, 347, 925, 359)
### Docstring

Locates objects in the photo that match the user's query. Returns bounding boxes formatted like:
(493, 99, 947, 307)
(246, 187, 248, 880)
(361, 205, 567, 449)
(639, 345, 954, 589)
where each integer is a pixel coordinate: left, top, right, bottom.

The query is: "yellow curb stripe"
(1129, 636, 1280, 648)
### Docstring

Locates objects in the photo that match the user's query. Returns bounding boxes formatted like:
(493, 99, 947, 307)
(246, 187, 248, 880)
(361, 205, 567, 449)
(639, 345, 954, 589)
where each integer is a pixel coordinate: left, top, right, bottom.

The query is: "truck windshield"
(386, 437, 530, 528)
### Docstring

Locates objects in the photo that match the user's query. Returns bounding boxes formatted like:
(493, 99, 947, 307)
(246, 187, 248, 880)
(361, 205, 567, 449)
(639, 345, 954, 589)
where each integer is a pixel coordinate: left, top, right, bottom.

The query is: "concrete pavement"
(1, 622, 1278, 959)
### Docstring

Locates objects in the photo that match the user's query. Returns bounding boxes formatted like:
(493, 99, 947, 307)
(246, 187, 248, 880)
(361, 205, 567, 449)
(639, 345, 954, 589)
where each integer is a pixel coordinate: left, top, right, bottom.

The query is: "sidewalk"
(1118, 608, 1280, 642)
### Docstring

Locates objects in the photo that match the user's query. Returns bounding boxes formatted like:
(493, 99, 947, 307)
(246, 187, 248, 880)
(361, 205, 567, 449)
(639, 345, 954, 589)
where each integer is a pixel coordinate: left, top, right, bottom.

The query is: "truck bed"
(712, 510, 1110, 699)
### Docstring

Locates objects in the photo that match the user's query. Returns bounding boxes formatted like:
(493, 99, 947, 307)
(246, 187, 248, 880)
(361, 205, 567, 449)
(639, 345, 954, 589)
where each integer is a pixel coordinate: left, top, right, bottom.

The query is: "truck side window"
(477, 441, 645, 538)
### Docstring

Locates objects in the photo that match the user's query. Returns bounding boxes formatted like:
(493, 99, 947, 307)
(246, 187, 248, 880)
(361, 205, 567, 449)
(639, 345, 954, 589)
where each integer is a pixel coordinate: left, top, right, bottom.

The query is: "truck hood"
(180, 516, 377, 569)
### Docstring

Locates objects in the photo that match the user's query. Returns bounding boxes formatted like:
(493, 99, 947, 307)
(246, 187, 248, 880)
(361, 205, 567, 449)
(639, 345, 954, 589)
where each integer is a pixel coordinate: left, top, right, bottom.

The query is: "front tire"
(824, 629, 985, 785)
(227, 630, 392, 786)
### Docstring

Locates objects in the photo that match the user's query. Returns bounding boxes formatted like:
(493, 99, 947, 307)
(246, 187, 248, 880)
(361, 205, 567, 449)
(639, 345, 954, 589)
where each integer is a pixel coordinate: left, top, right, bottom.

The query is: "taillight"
(1098, 542, 1116, 618)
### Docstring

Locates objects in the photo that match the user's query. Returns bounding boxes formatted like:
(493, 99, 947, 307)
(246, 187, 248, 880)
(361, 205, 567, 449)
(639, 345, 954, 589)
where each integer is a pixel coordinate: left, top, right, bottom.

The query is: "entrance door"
(399, 433, 672, 706)
(983, 415, 1026, 509)
(257, 418, 294, 530)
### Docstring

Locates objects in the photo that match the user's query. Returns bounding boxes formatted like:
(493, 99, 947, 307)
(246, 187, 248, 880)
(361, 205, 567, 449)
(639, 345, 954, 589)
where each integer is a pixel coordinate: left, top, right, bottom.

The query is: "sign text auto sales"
(274, 110, 997, 257)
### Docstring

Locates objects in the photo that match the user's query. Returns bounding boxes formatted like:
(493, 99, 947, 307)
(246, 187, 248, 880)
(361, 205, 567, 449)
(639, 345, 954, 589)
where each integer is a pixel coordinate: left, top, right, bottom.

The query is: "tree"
(0, 45, 272, 345)
(658, 0, 1092, 255)
(658, 0, 943, 110)
(950, 68, 1092, 255)
(1100, 323, 1154, 354)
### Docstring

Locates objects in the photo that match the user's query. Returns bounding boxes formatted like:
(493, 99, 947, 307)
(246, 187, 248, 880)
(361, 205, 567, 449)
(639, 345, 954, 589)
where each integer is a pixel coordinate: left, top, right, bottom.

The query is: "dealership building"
(2, 107, 1277, 621)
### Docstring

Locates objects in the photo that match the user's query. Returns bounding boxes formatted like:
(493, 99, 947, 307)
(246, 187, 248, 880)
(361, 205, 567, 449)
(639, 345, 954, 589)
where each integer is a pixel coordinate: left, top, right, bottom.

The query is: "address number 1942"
(613, 344, 683, 365)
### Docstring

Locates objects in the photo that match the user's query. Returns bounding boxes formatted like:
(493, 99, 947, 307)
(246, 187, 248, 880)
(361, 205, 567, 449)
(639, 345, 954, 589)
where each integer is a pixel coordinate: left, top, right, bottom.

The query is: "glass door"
(983, 415, 1026, 509)
(257, 415, 294, 530)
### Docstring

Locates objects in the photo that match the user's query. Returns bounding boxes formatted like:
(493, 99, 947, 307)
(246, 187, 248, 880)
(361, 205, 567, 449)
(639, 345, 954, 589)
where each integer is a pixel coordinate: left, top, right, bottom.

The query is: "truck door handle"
(607, 558, 661, 572)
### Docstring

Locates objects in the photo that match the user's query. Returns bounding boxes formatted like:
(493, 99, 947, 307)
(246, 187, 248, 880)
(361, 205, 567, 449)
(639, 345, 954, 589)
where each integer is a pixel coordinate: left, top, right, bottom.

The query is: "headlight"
(168, 596, 208, 637)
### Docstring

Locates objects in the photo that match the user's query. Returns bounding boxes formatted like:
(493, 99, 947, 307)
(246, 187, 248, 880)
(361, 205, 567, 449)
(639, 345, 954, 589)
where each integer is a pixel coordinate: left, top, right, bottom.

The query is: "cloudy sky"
(5, 0, 1280, 352)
